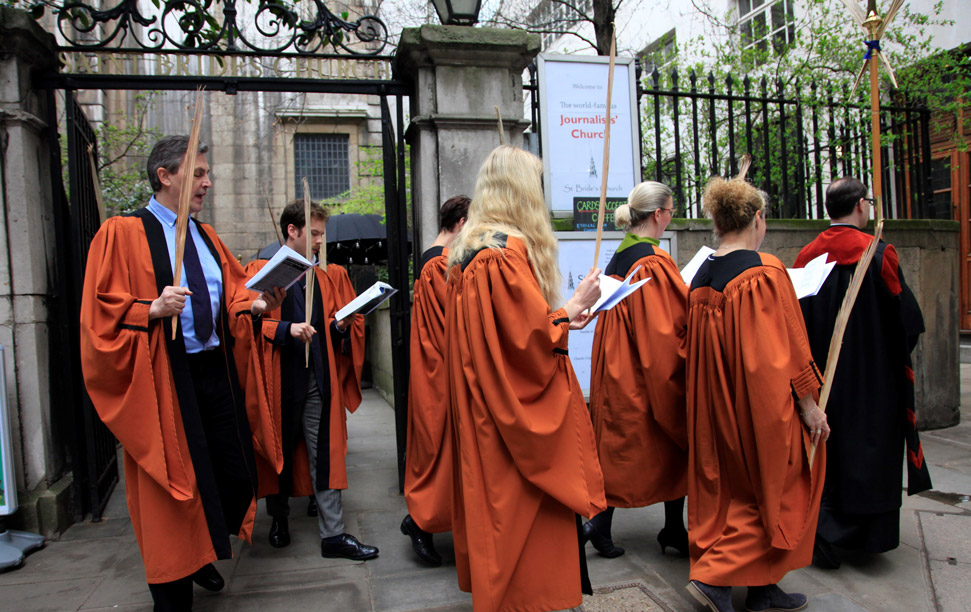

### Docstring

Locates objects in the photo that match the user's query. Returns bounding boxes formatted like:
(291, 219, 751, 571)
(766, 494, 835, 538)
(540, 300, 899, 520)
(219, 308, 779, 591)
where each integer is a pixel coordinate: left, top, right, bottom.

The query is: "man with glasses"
(80, 135, 284, 611)
(794, 176, 931, 570)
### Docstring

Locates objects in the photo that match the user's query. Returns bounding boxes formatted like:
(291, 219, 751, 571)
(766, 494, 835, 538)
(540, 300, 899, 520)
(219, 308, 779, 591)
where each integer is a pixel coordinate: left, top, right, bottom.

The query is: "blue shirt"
(147, 196, 223, 353)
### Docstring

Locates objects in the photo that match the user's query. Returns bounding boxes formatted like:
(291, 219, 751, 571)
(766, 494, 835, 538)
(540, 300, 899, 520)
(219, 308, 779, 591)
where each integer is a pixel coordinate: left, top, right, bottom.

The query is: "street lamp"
(431, 0, 482, 25)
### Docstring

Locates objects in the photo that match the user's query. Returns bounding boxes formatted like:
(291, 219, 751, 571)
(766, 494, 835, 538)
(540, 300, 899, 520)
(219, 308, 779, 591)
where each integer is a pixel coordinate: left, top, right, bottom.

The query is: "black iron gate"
(41, 3, 416, 508)
(61, 91, 119, 520)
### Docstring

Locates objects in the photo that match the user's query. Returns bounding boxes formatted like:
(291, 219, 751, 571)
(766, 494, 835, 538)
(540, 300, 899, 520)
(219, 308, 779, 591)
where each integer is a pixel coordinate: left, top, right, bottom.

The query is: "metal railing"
(525, 61, 934, 220)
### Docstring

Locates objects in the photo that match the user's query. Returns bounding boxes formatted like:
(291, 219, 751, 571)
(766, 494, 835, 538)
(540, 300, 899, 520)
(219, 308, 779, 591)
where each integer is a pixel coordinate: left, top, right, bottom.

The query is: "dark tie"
(182, 230, 214, 343)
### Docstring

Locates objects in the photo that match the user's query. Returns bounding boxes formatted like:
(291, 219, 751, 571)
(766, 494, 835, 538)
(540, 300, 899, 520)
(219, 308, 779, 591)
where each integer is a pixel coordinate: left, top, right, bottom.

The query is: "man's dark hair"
(440, 195, 470, 232)
(146, 135, 209, 193)
(825, 176, 868, 219)
(280, 199, 329, 239)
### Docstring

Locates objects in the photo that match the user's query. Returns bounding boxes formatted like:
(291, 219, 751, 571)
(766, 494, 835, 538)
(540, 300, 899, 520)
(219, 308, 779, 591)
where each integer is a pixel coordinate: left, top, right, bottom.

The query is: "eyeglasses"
(864, 197, 875, 207)
(659, 207, 675, 215)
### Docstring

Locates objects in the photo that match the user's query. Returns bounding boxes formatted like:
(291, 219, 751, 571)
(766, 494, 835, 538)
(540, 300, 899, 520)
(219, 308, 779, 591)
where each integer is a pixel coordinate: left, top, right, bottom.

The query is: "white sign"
(556, 232, 675, 397)
(538, 54, 641, 215)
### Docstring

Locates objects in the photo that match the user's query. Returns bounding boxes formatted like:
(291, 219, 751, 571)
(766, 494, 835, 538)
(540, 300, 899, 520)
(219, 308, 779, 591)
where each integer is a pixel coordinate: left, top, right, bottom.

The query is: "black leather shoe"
(400, 514, 442, 566)
(307, 496, 318, 517)
(812, 535, 841, 570)
(686, 580, 735, 612)
(268, 517, 290, 548)
(191, 563, 225, 592)
(582, 520, 625, 558)
(745, 584, 807, 612)
(658, 526, 690, 556)
(321, 533, 379, 561)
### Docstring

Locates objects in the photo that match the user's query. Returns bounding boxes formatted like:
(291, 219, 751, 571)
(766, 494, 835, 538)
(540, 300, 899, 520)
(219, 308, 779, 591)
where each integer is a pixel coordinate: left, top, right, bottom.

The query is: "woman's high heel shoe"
(657, 526, 689, 556)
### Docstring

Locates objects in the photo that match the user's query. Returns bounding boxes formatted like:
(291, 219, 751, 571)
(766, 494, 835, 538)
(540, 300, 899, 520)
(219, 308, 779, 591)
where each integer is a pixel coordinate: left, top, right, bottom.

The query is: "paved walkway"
(2, 370, 970, 611)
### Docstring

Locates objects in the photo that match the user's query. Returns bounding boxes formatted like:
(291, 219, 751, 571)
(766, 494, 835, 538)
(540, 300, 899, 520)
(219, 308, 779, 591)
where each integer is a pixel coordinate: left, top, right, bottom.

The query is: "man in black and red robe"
(795, 176, 931, 569)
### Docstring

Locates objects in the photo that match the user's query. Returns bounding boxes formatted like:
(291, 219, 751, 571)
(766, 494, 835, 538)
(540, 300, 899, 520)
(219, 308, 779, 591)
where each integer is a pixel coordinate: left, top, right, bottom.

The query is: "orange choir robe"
(324, 264, 365, 412)
(239, 260, 353, 498)
(404, 246, 453, 533)
(685, 251, 825, 586)
(447, 236, 606, 612)
(80, 212, 268, 584)
(589, 241, 688, 507)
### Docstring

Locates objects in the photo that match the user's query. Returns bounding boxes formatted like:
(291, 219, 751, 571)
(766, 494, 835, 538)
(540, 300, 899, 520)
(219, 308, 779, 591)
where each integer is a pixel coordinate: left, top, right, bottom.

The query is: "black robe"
(272, 275, 342, 492)
(795, 225, 930, 552)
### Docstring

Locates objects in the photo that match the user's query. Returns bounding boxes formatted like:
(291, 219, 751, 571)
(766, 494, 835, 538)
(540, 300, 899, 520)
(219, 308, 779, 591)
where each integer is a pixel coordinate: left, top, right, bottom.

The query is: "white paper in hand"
(680, 246, 716, 286)
(245, 245, 313, 293)
(335, 281, 398, 321)
(788, 253, 836, 299)
(591, 266, 651, 313)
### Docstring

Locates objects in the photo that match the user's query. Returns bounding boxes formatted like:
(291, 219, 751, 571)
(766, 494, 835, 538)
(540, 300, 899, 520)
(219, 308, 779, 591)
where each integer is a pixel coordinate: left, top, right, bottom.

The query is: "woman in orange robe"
(684, 177, 830, 612)
(586, 181, 688, 559)
(446, 145, 607, 612)
(402, 195, 470, 566)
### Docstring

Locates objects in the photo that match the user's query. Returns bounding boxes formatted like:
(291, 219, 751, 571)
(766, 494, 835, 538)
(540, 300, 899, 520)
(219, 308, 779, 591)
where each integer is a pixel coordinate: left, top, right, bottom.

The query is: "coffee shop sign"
(59, 51, 392, 80)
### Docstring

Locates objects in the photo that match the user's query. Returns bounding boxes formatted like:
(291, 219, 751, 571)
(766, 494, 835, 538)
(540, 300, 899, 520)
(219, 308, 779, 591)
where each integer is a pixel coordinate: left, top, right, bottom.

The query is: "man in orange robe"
(80, 136, 283, 611)
(401, 195, 469, 566)
(686, 250, 826, 612)
(447, 237, 606, 610)
(243, 200, 375, 559)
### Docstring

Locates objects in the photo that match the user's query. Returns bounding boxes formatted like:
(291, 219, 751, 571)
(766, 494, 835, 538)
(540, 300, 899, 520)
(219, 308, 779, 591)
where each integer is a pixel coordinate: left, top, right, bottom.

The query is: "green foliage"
(640, 0, 970, 218)
(684, 0, 969, 141)
(60, 92, 162, 217)
(322, 144, 411, 222)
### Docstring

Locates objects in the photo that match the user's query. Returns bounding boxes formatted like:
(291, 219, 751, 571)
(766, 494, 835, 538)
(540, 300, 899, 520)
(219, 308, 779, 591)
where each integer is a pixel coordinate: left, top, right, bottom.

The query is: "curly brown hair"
(702, 177, 765, 236)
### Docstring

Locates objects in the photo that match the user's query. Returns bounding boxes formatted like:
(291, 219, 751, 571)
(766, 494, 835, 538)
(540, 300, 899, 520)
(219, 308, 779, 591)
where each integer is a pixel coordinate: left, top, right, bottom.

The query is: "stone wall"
(0, 7, 70, 534)
(368, 220, 960, 430)
(667, 218, 961, 430)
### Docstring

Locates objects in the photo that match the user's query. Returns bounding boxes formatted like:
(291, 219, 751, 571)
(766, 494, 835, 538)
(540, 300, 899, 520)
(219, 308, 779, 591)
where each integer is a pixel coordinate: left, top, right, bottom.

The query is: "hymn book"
(245, 245, 313, 293)
(335, 281, 398, 321)
(591, 266, 651, 313)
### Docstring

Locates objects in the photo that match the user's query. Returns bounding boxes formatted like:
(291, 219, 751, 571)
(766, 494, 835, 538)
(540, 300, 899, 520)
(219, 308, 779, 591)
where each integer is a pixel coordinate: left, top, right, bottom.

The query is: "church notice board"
(537, 54, 641, 216)
(556, 233, 676, 398)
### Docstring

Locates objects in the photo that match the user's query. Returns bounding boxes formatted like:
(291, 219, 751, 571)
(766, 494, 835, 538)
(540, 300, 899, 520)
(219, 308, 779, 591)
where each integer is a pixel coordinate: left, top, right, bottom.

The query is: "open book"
(679, 246, 835, 299)
(591, 266, 651, 313)
(245, 245, 313, 293)
(787, 253, 836, 299)
(335, 281, 398, 321)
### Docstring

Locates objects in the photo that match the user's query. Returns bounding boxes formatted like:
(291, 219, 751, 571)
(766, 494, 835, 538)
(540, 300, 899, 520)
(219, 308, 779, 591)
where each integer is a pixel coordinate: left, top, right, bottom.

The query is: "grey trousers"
(267, 373, 344, 539)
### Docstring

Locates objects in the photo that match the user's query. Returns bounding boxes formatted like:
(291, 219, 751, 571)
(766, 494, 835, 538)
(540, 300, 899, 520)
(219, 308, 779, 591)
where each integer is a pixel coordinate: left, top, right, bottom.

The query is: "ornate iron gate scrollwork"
(42, 0, 389, 56)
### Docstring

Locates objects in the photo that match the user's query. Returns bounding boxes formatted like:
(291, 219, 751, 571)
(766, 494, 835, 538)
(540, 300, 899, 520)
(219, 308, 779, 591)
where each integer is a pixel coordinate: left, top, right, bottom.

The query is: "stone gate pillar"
(0, 7, 68, 534)
(394, 26, 540, 251)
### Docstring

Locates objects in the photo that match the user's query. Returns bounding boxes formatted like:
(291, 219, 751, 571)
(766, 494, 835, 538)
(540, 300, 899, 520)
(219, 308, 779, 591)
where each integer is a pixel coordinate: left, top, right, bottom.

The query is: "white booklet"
(591, 266, 651, 313)
(680, 246, 716, 285)
(788, 253, 836, 299)
(245, 245, 313, 293)
(335, 281, 398, 321)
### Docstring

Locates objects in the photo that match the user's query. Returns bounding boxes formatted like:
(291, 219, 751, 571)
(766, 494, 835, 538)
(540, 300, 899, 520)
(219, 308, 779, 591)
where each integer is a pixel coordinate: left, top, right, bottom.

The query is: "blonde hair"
(447, 146, 562, 307)
(702, 177, 765, 236)
(614, 181, 673, 230)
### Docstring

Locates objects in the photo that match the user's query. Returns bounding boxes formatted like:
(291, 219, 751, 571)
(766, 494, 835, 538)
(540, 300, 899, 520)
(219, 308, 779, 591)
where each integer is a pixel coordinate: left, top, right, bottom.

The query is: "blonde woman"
(684, 177, 829, 612)
(446, 145, 607, 612)
(585, 181, 689, 559)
